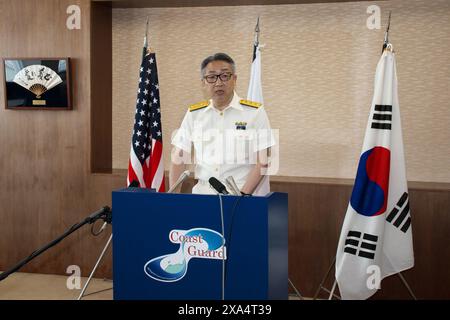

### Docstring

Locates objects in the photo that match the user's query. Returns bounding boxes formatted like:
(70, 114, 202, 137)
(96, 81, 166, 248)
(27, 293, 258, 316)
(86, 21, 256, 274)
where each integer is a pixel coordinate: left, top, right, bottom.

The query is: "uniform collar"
(205, 91, 243, 113)
(229, 92, 244, 111)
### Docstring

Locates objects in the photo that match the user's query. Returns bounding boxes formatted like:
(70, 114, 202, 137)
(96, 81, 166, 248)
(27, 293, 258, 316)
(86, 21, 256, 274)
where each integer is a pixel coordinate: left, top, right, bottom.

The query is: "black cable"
(223, 195, 244, 283)
(90, 220, 107, 236)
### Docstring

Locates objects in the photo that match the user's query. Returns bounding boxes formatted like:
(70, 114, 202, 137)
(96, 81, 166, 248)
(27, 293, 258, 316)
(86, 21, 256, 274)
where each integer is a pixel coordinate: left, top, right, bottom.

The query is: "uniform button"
(220, 112, 223, 116)
(215, 168, 218, 172)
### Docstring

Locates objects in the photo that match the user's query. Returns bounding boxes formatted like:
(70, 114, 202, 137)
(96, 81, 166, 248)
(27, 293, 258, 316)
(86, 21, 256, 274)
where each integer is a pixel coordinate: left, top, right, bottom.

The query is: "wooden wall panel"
(0, 0, 120, 280)
(91, 1, 112, 173)
(270, 180, 351, 298)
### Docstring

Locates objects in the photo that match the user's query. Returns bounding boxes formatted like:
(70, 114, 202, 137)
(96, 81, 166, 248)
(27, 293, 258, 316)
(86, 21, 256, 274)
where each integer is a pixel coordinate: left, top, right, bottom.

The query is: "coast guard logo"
(144, 228, 226, 282)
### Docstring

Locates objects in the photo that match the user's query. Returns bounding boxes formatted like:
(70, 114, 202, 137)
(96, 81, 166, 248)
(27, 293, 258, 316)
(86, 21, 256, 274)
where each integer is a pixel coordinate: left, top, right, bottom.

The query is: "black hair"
(200, 53, 236, 78)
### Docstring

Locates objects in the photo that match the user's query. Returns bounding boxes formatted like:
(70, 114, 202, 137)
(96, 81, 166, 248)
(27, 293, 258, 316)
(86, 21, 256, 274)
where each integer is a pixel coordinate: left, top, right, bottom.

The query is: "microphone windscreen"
(128, 180, 139, 188)
(209, 177, 228, 194)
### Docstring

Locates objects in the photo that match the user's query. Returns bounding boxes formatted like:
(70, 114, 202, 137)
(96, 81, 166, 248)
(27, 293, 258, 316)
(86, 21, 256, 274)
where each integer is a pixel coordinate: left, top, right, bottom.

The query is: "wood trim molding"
(101, 169, 450, 191)
(93, 0, 379, 8)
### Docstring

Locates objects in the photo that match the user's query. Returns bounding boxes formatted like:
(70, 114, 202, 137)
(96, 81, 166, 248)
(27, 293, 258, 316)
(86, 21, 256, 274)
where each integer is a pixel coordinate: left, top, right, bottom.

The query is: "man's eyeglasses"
(203, 72, 233, 84)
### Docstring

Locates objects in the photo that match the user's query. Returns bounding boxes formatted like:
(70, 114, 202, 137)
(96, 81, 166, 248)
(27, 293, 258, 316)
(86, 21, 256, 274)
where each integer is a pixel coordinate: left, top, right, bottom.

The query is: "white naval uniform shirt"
(172, 92, 275, 196)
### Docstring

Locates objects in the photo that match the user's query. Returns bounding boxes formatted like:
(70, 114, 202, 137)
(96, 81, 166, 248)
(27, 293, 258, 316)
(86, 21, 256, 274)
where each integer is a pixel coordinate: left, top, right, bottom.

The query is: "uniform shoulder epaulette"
(239, 99, 262, 109)
(189, 100, 210, 112)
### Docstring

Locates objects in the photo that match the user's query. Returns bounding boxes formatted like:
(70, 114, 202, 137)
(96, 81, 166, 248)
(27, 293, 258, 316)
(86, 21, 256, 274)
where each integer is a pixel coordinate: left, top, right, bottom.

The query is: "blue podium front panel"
(112, 190, 287, 300)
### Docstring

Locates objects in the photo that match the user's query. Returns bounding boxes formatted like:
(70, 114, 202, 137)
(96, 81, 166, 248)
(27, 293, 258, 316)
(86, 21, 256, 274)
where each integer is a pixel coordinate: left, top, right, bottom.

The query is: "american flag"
(127, 49, 165, 192)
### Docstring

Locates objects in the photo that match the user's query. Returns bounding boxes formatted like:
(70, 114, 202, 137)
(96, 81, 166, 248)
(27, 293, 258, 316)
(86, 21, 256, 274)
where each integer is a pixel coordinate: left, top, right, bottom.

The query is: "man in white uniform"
(170, 53, 275, 195)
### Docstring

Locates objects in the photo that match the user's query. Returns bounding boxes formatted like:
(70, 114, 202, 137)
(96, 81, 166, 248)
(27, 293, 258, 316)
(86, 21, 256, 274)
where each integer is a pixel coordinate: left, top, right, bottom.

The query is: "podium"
(112, 189, 288, 300)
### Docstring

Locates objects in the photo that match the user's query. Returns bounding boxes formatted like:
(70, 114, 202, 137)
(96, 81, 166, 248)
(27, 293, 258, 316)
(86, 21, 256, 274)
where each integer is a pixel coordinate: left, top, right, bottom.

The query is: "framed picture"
(3, 58, 72, 110)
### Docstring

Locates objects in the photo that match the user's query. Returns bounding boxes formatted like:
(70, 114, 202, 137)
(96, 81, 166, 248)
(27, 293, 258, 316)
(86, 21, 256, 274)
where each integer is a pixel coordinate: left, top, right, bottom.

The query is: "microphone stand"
(77, 206, 122, 300)
(0, 206, 112, 282)
(77, 232, 113, 300)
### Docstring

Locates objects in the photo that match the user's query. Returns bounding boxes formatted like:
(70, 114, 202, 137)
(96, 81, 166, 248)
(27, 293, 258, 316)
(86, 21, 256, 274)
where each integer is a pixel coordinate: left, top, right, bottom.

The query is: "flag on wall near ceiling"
(335, 45, 414, 299)
(127, 24, 165, 192)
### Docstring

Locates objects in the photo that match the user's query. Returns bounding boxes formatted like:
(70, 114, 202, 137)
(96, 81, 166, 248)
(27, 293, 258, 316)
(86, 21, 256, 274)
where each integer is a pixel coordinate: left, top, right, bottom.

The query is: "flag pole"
(398, 272, 418, 300)
(254, 16, 260, 47)
(143, 16, 149, 58)
(328, 280, 337, 300)
(314, 255, 417, 299)
(382, 11, 392, 53)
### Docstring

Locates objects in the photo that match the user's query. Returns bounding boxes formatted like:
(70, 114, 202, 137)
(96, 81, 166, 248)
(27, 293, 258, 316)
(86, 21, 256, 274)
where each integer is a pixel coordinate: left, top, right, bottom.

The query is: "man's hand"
(240, 148, 270, 195)
(169, 147, 190, 193)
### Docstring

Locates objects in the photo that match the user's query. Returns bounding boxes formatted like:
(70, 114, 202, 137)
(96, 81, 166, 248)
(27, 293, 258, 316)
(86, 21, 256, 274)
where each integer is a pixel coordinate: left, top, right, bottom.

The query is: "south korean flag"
(335, 45, 414, 300)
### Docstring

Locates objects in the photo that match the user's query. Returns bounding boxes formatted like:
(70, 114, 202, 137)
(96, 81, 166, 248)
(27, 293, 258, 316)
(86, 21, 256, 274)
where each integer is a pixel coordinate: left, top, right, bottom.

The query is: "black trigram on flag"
(344, 231, 378, 260)
(371, 104, 392, 130)
(386, 192, 411, 233)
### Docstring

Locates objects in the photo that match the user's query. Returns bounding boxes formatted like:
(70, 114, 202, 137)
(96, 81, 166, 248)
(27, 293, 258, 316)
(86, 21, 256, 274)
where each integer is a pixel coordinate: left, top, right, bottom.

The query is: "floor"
(0, 272, 113, 300)
(0, 272, 304, 300)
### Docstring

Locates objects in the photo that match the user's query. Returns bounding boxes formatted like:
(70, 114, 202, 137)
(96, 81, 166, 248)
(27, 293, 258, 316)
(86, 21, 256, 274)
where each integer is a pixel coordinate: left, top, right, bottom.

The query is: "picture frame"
(3, 58, 72, 110)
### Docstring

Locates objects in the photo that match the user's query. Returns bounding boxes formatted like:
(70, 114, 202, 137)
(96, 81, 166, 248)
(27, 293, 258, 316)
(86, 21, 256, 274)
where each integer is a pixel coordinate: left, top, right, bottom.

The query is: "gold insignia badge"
(239, 99, 262, 108)
(189, 100, 210, 112)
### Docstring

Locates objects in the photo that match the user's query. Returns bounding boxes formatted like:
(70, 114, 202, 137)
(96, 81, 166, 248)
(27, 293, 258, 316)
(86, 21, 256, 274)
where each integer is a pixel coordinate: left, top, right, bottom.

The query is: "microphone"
(167, 170, 190, 193)
(128, 180, 139, 187)
(225, 176, 241, 196)
(208, 177, 229, 195)
(224, 179, 239, 195)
